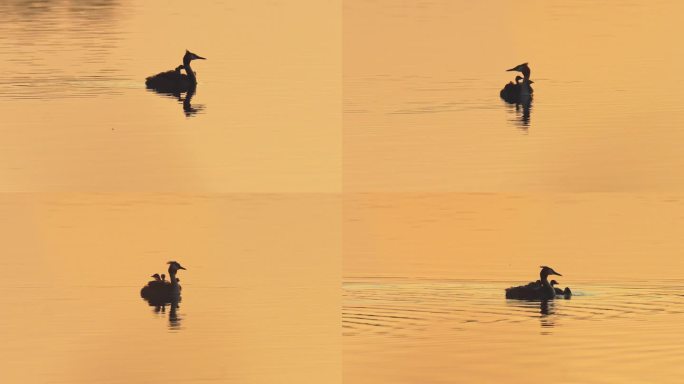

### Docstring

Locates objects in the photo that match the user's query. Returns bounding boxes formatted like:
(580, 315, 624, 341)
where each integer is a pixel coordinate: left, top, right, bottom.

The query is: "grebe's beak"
(506, 63, 526, 72)
(195, 54, 206, 60)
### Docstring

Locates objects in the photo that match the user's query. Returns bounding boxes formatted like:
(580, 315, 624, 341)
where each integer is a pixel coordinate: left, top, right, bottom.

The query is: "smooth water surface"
(0, 2, 341, 382)
(0, 0, 340, 192)
(0, 194, 341, 383)
(344, 0, 684, 192)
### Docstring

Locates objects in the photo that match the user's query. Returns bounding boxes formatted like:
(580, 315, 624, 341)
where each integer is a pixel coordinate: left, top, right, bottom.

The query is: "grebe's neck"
(183, 58, 197, 84)
(540, 271, 550, 287)
(522, 67, 531, 80)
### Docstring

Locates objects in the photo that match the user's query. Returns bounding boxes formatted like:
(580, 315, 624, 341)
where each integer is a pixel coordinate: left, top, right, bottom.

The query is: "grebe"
(500, 62, 534, 103)
(151, 273, 162, 282)
(505, 266, 563, 300)
(550, 280, 573, 298)
(145, 50, 206, 93)
(140, 261, 186, 305)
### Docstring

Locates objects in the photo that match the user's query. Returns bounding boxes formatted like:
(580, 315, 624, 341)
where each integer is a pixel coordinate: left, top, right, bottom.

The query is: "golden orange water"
(343, 0, 684, 382)
(0, 1, 341, 383)
(344, 0, 684, 192)
(0, 0, 341, 192)
(0, 194, 341, 383)
(2, 0, 684, 383)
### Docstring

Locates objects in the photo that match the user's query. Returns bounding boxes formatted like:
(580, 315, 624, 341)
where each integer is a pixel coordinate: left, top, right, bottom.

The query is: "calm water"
(344, 0, 684, 192)
(0, 0, 340, 192)
(0, 194, 341, 383)
(343, 193, 684, 383)
(0, 1, 341, 383)
(3, 0, 684, 383)
(343, 1, 684, 378)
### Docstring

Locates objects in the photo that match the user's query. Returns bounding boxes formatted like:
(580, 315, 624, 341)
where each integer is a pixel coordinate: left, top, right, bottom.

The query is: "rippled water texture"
(343, 2, 684, 377)
(344, 279, 684, 384)
(343, 193, 684, 383)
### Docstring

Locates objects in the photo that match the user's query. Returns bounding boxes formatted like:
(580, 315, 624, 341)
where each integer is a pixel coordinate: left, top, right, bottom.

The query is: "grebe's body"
(500, 62, 534, 103)
(141, 261, 186, 305)
(500, 75, 534, 102)
(145, 50, 206, 93)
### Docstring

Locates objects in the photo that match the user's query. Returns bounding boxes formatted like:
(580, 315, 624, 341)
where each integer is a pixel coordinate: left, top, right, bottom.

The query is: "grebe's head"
(184, 50, 206, 62)
(167, 261, 186, 274)
(506, 62, 531, 78)
(151, 273, 161, 281)
(507, 63, 529, 72)
(550, 279, 559, 286)
(515, 75, 523, 83)
(540, 265, 562, 278)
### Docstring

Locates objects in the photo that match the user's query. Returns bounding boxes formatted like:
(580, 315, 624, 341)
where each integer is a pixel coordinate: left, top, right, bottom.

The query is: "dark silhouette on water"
(550, 279, 573, 299)
(500, 75, 534, 101)
(141, 261, 186, 306)
(145, 50, 206, 117)
(146, 50, 206, 93)
(506, 266, 568, 300)
(500, 62, 533, 104)
(507, 62, 531, 79)
(500, 63, 534, 128)
(181, 86, 203, 116)
(151, 301, 183, 329)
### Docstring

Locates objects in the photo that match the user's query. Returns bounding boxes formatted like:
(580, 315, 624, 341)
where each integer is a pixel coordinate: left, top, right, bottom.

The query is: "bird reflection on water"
(505, 99, 532, 129)
(505, 299, 558, 331)
(145, 86, 205, 117)
(150, 300, 183, 330)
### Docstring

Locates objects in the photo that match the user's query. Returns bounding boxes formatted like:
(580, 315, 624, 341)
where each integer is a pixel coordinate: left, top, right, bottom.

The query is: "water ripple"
(343, 279, 684, 337)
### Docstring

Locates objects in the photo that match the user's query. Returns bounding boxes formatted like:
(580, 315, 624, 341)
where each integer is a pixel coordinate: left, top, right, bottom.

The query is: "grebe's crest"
(540, 265, 562, 276)
(184, 50, 206, 62)
(167, 261, 186, 271)
(507, 63, 529, 72)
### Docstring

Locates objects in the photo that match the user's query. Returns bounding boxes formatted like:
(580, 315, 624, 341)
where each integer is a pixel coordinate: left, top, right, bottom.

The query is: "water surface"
(0, 1, 341, 382)
(0, 194, 341, 383)
(343, 193, 684, 383)
(344, 0, 684, 192)
(344, 278, 684, 384)
(0, 0, 340, 192)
